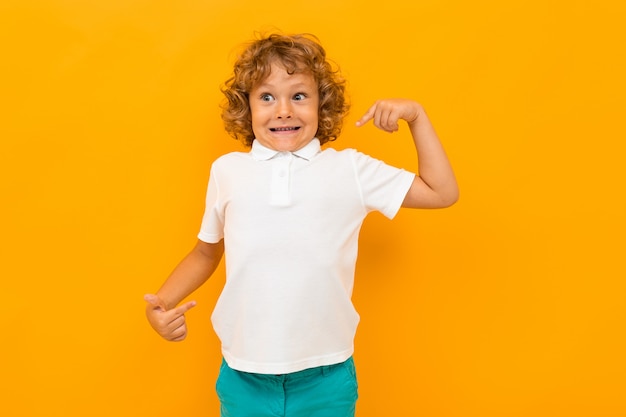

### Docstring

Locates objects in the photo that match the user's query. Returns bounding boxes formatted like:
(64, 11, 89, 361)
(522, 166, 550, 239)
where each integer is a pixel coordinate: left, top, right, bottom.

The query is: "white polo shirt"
(198, 138, 415, 374)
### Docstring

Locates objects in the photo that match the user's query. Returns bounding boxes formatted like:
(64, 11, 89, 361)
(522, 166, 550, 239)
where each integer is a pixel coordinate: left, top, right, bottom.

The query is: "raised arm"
(356, 99, 459, 208)
(144, 239, 224, 341)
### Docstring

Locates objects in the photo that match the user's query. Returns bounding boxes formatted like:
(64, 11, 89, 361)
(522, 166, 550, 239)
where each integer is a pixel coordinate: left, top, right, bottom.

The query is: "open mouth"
(270, 127, 300, 132)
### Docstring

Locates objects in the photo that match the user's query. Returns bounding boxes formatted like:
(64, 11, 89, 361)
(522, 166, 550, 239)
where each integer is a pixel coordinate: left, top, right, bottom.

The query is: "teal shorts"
(215, 357, 358, 417)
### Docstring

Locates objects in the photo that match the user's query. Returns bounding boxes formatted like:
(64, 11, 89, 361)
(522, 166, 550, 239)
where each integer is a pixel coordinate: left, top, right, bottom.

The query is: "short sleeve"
(197, 164, 225, 243)
(350, 150, 416, 219)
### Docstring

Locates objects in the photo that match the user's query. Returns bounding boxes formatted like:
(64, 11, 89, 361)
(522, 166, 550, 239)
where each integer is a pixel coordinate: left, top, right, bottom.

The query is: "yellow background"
(2, 0, 625, 416)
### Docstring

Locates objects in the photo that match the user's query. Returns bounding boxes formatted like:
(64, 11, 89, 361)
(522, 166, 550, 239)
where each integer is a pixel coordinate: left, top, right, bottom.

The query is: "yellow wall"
(2, 1, 625, 416)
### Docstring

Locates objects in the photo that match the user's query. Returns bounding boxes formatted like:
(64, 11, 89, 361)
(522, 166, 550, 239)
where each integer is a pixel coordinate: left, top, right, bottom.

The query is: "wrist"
(407, 103, 424, 127)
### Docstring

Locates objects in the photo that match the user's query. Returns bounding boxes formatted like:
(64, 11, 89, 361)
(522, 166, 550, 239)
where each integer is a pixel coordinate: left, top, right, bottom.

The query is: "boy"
(145, 33, 458, 416)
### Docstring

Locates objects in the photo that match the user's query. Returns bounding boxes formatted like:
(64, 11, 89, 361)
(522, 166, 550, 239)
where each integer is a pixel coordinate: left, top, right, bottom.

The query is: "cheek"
(249, 108, 265, 127)
(249, 114, 263, 137)
(312, 113, 320, 128)
(306, 106, 320, 123)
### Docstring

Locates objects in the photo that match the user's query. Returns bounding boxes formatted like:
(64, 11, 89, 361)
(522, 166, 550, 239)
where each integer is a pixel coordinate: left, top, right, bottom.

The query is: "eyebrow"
(254, 81, 313, 90)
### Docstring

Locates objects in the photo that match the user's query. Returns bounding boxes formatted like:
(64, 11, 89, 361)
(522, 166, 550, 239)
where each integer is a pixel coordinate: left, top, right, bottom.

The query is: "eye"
(260, 93, 274, 102)
(293, 93, 307, 101)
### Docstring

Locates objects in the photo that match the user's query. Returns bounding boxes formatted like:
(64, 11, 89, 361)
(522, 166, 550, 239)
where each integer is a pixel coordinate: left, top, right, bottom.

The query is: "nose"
(276, 100, 293, 119)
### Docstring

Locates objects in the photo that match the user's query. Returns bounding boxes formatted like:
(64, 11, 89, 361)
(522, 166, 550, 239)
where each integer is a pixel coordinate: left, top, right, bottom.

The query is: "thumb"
(144, 293, 167, 311)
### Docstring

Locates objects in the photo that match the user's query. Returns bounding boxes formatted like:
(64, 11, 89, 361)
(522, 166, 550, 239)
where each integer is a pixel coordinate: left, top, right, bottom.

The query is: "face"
(249, 63, 319, 152)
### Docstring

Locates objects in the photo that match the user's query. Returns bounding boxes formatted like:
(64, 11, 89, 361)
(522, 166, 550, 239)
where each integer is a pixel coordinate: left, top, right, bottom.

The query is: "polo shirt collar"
(250, 138, 321, 161)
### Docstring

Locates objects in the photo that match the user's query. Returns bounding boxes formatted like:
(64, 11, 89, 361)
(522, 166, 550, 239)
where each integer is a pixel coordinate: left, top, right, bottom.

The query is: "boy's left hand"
(355, 99, 421, 133)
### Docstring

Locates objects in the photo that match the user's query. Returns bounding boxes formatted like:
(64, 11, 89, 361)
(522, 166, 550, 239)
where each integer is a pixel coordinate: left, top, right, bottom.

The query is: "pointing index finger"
(355, 102, 378, 127)
(175, 300, 197, 316)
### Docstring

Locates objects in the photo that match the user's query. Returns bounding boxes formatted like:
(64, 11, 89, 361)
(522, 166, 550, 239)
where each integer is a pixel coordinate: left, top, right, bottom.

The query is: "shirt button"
(278, 171, 286, 177)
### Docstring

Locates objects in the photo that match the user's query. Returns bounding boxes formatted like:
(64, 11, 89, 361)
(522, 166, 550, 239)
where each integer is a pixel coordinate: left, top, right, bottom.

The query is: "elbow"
(438, 187, 460, 208)
(443, 195, 459, 208)
(402, 178, 459, 209)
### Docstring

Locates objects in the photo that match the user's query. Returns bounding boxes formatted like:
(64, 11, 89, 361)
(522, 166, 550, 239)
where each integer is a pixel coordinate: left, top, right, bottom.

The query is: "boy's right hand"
(144, 294, 196, 342)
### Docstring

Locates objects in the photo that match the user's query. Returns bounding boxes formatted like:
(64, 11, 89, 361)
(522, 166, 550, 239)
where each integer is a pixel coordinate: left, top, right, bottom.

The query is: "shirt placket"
(269, 152, 293, 207)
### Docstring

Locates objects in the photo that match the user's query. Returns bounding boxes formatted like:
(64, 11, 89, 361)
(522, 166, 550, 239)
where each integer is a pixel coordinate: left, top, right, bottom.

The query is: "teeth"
(271, 127, 299, 131)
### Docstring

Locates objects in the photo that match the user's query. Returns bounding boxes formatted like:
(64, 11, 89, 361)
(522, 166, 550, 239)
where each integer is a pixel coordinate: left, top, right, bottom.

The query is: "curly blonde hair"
(221, 33, 349, 147)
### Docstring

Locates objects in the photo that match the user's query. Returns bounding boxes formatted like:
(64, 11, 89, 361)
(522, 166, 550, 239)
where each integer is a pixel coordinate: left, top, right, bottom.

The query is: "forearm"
(407, 105, 459, 207)
(156, 239, 224, 309)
